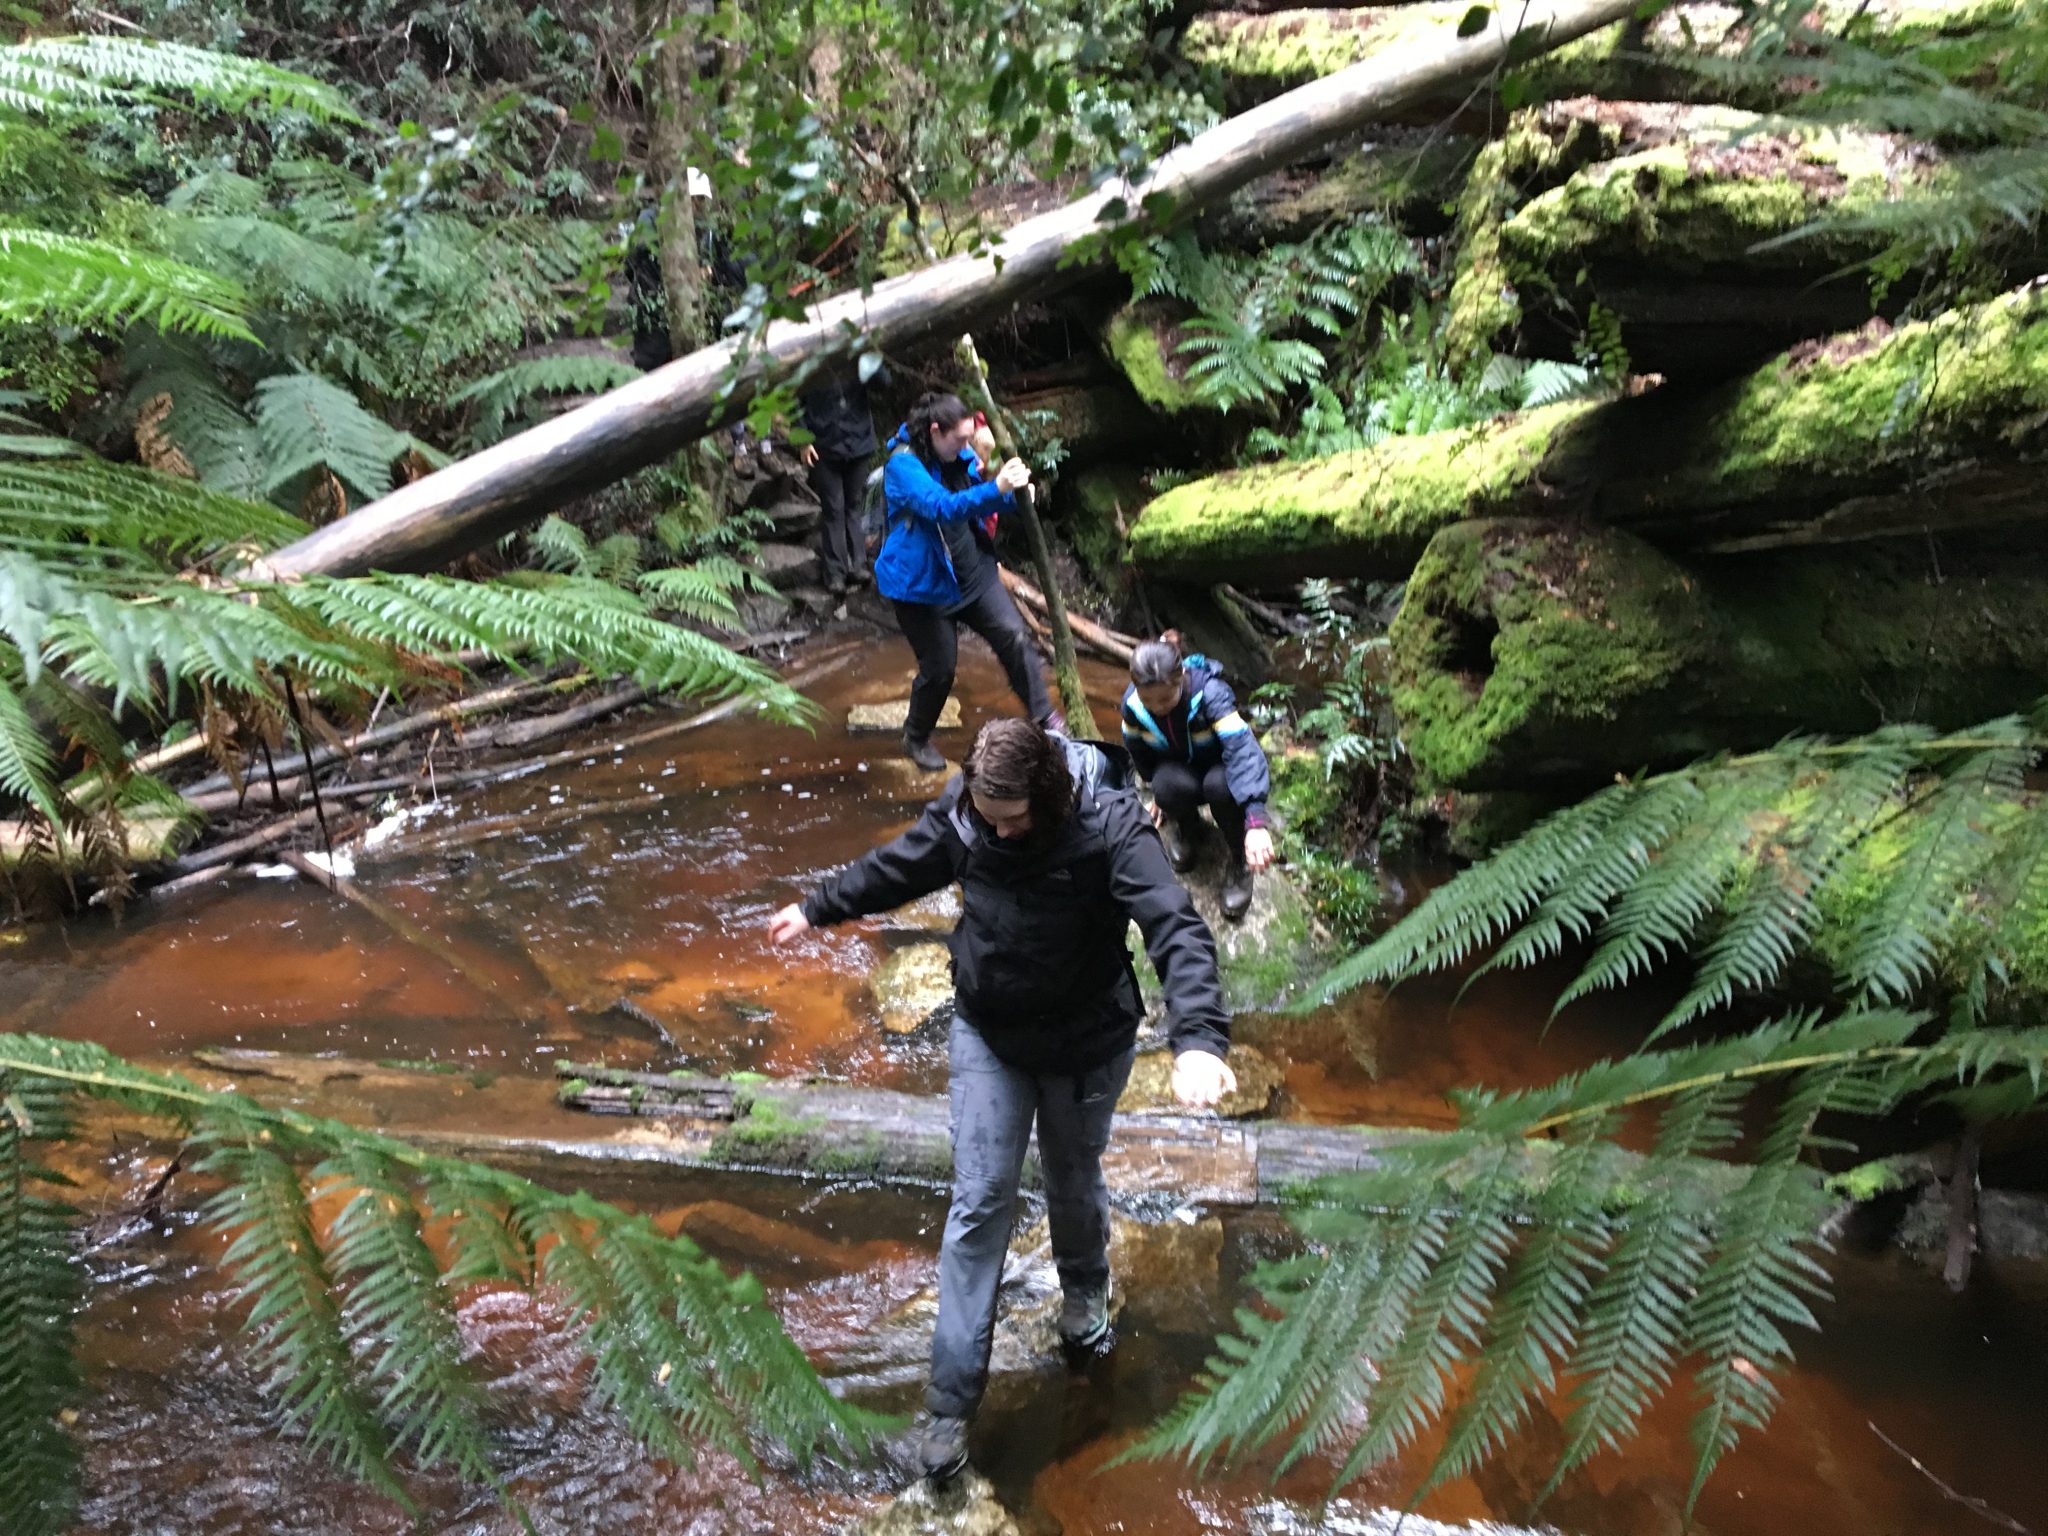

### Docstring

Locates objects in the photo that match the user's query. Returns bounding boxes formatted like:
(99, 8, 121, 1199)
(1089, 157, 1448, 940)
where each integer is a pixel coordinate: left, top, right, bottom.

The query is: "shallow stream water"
(9, 634, 2047, 1535)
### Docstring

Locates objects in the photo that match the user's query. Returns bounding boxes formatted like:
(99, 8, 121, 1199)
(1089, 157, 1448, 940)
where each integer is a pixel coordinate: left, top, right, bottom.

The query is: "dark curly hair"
(962, 718, 1073, 838)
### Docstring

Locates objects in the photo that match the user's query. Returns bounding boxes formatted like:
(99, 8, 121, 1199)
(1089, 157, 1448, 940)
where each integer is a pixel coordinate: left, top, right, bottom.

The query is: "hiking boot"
(902, 732, 947, 773)
(1221, 856, 1254, 922)
(1158, 817, 1199, 874)
(915, 1412, 970, 1481)
(1057, 1283, 1112, 1353)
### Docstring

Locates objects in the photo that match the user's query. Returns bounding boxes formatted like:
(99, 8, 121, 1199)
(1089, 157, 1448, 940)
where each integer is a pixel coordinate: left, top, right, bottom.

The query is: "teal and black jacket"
(1118, 657, 1271, 828)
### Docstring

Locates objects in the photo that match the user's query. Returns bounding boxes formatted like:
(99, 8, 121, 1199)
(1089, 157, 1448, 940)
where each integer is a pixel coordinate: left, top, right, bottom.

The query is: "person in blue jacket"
(1120, 639, 1275, 921)
(877, 390, 1059, 772)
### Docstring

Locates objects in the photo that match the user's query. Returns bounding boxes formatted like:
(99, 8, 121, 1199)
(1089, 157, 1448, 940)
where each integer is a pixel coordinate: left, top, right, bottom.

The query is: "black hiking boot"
(915, 1412, 970, 1482)
(1221, 856, 1254, 922)
(1058, 1282, 1112, 1354)
(1158, 816, 1200, 874)
(902, 732, 947, 773)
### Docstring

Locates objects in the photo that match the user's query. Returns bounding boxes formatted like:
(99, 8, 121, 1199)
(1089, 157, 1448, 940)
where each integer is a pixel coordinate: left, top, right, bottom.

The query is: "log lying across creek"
(190, 1048, 1488, 1209)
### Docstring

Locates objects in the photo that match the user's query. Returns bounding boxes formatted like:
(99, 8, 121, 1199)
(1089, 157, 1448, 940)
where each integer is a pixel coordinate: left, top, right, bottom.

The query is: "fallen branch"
(1000, 566, 1137, 665)
(1870, 1420, 2034, 1536)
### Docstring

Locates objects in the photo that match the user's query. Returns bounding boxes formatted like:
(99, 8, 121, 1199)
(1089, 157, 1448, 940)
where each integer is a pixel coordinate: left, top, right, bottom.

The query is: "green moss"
(1063, 465, 1147, 584)
(1127, 402, 1596, 582)
(1649, 285, 2048, 505)
(705, 1094, 826, 1164)
(1501, 123, 1928, 278)
(1103, 301, 1206, 415)
(1182, 0, 2014, 104)
(1268, 744, 1346, 841)
(1389, 518, 2048, 790)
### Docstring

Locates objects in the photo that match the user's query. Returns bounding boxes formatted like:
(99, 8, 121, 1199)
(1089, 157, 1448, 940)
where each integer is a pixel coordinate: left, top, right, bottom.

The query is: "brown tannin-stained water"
(10, 635, 2048, 1535)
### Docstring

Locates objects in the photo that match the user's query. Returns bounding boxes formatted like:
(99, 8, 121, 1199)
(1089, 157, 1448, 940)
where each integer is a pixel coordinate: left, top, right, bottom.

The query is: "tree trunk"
(643, 5, 707, 355)
(1131, 284, 2048, 584)
(1386, 518, 2048, 790)
(952, 334, 1099, 734)
(258, 0, 1648, 583)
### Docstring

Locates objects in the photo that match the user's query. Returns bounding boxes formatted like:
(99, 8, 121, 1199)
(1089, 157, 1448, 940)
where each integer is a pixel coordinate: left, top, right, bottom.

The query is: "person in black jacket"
(796, 364, 881, 594)
(1121, 640, 1276, 922)
(767, 718, 1236, 1482)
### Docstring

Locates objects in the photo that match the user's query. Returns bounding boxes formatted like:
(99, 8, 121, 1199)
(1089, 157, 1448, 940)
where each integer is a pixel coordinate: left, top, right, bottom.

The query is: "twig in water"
(1869, 1421, 2035, 1535)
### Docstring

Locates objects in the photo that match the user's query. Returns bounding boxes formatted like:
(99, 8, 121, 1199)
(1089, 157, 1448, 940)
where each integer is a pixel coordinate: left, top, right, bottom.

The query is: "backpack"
(861, 443, 912, 560)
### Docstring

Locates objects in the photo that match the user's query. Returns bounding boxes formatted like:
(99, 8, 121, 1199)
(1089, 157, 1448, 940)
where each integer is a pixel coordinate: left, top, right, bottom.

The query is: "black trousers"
(1152, 759, 1247, 861)
(893, 581, 1052, 740)
(810, 454, 871, 585)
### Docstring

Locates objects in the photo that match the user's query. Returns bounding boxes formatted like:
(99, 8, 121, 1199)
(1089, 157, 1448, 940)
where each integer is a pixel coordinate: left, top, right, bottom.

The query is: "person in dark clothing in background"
(766, 718, 1237, 1482)
(875, 390, 1060, 772)
(1120, 639, 1275, 922)
(797, 364, 882, 594)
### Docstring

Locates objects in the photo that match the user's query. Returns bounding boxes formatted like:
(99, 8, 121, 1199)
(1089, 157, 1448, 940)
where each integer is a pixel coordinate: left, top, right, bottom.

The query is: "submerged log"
(1130, 283, 2048, 583)
(256, 0, 1649, 581)
(1385, 518, 2048, 789)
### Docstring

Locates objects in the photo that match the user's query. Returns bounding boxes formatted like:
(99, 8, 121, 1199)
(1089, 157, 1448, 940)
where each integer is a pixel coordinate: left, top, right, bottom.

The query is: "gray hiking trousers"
(925, 1013, 1136, 1419)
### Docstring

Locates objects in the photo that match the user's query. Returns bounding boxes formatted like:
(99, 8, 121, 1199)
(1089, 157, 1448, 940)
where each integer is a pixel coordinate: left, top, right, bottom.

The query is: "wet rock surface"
(871, 942, 957, 1035)
(849, 698, 965, 734)
(1116, 1042, 1284, 1117)
(844, 1469, 1025, 1536)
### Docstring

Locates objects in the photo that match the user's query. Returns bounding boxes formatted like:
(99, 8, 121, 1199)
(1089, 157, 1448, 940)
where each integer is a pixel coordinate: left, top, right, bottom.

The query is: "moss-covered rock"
(1182, 0, 2030, 109)
(1101, 299, 1211, 416)
(1388, 518, 2048, 789)
(1133, 284, 2048, 583)
(1127, 401, 1597, 582)
(1061, 464, 1150, 585)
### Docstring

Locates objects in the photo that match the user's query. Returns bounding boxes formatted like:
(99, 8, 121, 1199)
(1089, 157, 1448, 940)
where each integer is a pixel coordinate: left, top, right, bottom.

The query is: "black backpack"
(861, 443, 913, 559)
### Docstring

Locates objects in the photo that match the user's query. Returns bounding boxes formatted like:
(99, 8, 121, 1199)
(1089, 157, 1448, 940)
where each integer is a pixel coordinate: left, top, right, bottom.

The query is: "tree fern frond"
(0, 1033, 888, 1516)
(199, 1139, 411, 1504)
(0, 442, 304, 561)
(0, 664, 65, 825)
(252, 373, 405, 504)
(0, 1073, 83, 1536)
(1839, 728, 2034, 1005)
(1310, 784, 1634, 1001)
(316, 1150, 499, 1486)
(0, 35, 360, 123)
(0, 227, 258, 343)
(454, 353, 643, 445)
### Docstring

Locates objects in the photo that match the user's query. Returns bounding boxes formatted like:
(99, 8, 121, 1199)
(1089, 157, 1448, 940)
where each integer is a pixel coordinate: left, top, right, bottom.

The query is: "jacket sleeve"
(1203, 677, 1273, 828)
(1118, 692, 1162, 782)
(1104, 798, 1231, 1059)
(885, 452, 1011, 526)
(801, 784, 962, 926)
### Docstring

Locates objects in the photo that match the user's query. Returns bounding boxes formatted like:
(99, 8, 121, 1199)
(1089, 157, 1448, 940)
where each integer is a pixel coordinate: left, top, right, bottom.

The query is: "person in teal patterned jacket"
(1119, 640, 1274, 920)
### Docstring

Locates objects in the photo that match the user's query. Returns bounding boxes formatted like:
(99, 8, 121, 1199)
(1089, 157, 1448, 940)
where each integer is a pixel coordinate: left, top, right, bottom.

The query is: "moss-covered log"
(1183, 0, 2034, 110)
(1000, 380, 1162, 466)
(1099, 299, 1219, 417)
(1387, 518, 2048, 788)
(1450, 105, 1947, 375)
(1130, 284, 2048, 582)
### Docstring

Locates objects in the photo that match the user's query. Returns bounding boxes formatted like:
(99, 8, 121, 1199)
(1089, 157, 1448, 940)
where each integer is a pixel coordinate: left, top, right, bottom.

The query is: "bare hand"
(1244, 826, 1275, 872)
(995, 458, 1031, 494)
(798, 444, 819, 468)
(1172, 1049, 1238, 1109)
(1149, 800, 1165, 828)
(767, 903, 812, 945)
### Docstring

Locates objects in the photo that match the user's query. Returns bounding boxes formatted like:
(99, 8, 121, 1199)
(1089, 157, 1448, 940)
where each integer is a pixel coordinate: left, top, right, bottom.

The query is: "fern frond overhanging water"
(0, 1033, 889, 1534)
(1136, 1011, 2048, 1510)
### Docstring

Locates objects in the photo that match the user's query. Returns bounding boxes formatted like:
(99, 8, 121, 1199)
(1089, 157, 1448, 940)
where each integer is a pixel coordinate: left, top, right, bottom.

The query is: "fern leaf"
(0, 35, 360, 122)
(1838, 730, 2032, 1005)
(253, 373, 405, 504)
(0, 1075, 82, 1536)
(0, 665, 64, 826)
(0, 227, 257, 342)
(198, 1140, 411, 1505)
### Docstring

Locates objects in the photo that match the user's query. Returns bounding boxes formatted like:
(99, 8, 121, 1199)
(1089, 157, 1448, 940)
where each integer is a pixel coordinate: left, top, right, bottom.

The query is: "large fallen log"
(1385, 518, 2048, 789)
(255, 0, 1648, 583)
(1130, 283, 2048, 583)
